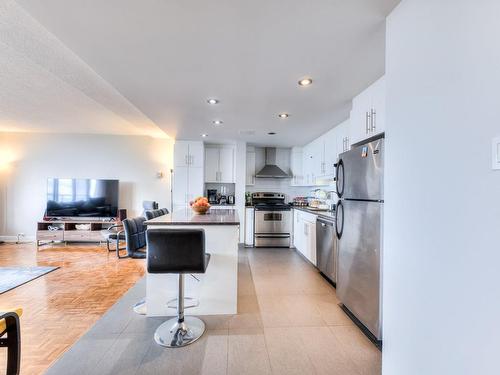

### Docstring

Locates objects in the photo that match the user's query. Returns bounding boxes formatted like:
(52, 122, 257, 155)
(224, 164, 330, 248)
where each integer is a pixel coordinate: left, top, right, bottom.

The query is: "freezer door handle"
(336, 159, 345, 198)
(335, 201, 344, 240)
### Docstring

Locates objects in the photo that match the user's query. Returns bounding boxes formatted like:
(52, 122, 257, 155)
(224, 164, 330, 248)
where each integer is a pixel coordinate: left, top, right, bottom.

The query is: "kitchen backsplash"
(246, 179, 310, 203)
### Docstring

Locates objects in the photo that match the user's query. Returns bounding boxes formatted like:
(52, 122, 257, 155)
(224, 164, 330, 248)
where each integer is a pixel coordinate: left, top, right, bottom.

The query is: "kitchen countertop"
(293, 206, 336, 221)
(145, 208, 240, 226)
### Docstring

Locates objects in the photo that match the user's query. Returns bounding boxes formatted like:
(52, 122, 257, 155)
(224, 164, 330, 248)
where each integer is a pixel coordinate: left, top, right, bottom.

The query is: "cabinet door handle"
(365, 112, 370, 134)
(371, 109, 377, 132)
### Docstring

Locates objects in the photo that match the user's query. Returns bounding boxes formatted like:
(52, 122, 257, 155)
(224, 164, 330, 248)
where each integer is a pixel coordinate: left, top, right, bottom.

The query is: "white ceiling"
(5, 0, 399, 146)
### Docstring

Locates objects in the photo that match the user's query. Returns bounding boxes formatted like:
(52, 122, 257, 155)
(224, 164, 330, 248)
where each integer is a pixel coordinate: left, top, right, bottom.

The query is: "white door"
(323, 129, 337, 177)
(174, 141, 190, 167)
(290, 148, 303, 186)
(205, 147, 220, 182)
(293, 210, 304, 253)
(187, 167, 204, 203)
(173, 166, 189, 206)
(219, 146, 235, 183)
(188, 142, 205, 168)
(305, 221, 317, 266)
(371, 76, 386, 136)
(350, 89, 371, 145)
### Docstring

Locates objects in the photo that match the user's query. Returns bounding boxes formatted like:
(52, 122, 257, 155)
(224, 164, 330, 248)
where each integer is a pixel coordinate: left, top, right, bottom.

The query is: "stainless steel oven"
(252, 192, 292, 248)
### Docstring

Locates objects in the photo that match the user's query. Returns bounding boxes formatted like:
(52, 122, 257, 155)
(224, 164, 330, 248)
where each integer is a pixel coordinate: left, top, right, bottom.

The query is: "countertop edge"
(292, 206, 336, 221)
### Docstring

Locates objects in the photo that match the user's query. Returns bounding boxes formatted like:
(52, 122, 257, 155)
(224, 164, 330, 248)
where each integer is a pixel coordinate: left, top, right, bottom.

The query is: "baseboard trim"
(0, 235, 36, 243)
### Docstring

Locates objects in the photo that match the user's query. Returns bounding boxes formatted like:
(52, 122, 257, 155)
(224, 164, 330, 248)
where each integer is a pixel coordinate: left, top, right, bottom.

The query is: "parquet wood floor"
(0, 242, 145, 375)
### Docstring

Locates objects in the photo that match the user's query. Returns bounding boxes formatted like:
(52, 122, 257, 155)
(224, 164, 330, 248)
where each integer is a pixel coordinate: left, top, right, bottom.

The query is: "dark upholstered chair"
(144, 208, 169, 220)
(146, 229, 210, 347)
(119, 217, 147, 259)
(0, 308, 22, 375)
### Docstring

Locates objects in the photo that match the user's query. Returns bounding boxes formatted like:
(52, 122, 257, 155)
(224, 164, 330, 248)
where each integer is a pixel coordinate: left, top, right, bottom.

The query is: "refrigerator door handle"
(335, 201, 344, 240)
(336, 159, 345, 198)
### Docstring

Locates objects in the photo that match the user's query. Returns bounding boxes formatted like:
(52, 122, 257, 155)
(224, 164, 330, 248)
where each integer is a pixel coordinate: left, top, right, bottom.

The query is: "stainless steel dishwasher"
(316, 217, 337, 284)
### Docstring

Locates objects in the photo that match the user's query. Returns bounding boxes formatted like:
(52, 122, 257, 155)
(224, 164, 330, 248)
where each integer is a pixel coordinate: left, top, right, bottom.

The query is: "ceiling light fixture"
(298, 78, 313, 86)
(201, 134, 208, 138)
(207, 98, 219, 105)
(213, 120, 223, 126)
(268, 132, 276, 135)
(278, 113, 289, 119)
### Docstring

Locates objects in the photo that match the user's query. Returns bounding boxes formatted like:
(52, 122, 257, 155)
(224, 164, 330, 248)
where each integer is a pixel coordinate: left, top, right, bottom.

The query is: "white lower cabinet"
(293, 209, 303, 252)
(293, 209, 317, 266)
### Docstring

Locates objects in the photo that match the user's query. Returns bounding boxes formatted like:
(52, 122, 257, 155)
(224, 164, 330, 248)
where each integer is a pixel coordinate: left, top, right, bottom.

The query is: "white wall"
(0, 132, 173, 239)
(383, 1, 500, 374)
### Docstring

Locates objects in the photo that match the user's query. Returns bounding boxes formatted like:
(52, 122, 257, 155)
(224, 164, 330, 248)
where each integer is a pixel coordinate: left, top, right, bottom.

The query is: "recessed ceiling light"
(278, 113, 289, 119)
(201, 134, 208, 137)
(298, 78, 313, 86)
(207, 98, 219, 105)
(268, 132, 276, 135)
(213, 120, 223, 126)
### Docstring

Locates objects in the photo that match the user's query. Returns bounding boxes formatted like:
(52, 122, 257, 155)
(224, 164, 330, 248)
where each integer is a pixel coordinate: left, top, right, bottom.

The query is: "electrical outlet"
(493, 137, 500, 170)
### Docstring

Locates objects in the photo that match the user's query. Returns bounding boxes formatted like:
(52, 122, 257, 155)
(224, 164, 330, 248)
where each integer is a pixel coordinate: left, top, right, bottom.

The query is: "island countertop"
(144, 208, 240, 226)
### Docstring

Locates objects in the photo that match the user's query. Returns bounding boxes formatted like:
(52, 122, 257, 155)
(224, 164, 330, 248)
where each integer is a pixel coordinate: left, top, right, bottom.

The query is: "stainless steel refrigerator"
(335, 137, 384, 340)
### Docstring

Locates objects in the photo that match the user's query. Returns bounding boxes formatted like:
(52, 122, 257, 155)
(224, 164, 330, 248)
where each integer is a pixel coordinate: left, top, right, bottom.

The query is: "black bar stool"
(146, 228, 210, 348)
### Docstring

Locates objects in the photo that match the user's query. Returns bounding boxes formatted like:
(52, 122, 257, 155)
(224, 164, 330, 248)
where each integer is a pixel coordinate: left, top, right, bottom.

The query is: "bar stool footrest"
(166, 297, 199, 310)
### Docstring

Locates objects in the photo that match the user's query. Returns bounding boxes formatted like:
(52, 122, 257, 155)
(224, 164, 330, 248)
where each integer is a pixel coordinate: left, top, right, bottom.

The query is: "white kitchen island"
(144, 208, 240, 316)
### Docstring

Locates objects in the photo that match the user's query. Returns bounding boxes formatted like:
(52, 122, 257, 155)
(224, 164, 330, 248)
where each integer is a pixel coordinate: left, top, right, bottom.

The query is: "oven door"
(254, 210, 292, 234)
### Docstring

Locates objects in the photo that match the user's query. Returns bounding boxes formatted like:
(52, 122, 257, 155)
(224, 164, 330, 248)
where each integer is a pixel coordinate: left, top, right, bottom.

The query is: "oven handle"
(254, 234, 290, 238)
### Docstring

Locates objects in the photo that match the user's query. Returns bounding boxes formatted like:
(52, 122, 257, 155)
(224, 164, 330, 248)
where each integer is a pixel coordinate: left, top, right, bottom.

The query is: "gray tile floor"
(45, 247, 381, 375)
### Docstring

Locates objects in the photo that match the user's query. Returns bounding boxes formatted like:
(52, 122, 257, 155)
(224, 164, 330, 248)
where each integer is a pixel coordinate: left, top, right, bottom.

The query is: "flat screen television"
(46, 178, 119, 218)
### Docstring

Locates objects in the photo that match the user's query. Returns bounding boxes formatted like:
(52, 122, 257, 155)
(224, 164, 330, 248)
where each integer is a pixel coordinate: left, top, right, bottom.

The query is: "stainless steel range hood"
(255, 148, 291, 179)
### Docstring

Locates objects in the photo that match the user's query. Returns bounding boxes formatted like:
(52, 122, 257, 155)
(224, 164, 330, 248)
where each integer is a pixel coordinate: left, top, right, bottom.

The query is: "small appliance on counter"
(218, 195, 227, 205)
(292, 196, 308, 207)
(245, 192, 253, 206)
(207, 189, 218, 204)
(227, 195, 235, 205)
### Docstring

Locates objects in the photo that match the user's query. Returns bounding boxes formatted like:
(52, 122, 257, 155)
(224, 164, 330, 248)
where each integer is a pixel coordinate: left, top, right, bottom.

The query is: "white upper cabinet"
(219, 146, 235, 183)
(322, 128, 338, 177)
(246, 146, 256, 185)
(336, 120, 351, 155)
(204, 144, 235, 183)
(370, 76, 386, 136)
(204, 146, 220, 182)
(290, 147, 304, 186)
(350, 75, 386, 145)
(174, 141, 204, 168)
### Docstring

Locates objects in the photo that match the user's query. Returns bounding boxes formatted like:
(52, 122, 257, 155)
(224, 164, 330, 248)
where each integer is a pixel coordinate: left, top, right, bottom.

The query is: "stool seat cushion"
(147, 229, 210, 274)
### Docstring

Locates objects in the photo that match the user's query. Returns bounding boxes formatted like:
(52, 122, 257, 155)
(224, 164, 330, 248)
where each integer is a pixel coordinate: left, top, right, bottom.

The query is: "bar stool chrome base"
(154, 316, 206, 347)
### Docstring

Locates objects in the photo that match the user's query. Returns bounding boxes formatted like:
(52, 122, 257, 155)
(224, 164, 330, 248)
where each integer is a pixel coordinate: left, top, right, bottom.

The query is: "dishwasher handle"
(317, 218, 334, 227)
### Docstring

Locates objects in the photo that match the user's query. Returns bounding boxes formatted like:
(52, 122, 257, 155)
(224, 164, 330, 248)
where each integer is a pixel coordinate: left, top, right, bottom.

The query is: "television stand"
(36, 220, 119, 249)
